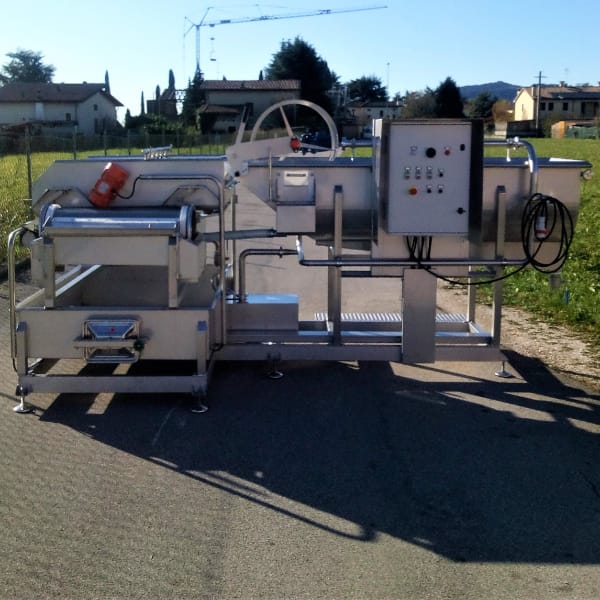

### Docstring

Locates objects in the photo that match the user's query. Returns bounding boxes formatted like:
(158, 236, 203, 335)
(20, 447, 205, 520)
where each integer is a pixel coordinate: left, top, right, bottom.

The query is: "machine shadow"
(41, 354, 600, 564)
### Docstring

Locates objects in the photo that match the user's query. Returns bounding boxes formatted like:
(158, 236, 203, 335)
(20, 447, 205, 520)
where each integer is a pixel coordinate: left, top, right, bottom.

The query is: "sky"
(1, 0, 598, 122)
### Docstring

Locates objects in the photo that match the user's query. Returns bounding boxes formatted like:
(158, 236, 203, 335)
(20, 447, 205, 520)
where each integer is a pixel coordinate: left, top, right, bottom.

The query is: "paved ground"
(2, 185, 600, 599)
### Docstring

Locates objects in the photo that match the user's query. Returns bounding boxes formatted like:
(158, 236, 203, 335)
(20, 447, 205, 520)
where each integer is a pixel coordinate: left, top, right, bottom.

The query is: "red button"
(408, 186, 418, 196)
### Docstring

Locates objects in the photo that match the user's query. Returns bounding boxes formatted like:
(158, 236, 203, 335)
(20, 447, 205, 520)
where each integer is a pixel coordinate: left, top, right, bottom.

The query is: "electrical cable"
(520, 192, 574, 273)
(406, 192, 574, 286)
(116, 175, 141, 200)
(115, 177, 221, 206)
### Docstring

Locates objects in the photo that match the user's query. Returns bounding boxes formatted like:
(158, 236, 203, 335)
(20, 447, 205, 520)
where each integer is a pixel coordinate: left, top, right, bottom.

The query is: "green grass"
(0, 145, 225, 262)
(339, 139, 600, 346)
(478, 139, 600, 349)
(492, 139, 600, 347)
(1, 151, 71, 260)
(2, 139, 600, 348)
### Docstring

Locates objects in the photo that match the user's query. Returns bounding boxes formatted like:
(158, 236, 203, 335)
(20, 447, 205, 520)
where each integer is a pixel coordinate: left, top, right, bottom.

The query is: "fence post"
(72, 125, 78, 159)
(25, 125, 33, 200)
(103, 129, 108, 156)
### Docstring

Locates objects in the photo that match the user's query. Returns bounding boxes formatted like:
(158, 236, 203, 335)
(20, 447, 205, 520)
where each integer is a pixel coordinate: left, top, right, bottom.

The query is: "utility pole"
(534, 70, 546, 134)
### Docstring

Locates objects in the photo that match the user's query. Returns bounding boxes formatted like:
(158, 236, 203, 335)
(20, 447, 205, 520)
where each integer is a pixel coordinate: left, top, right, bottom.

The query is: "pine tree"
(434, 77, 464, 118)
(264, 37, 334, 111)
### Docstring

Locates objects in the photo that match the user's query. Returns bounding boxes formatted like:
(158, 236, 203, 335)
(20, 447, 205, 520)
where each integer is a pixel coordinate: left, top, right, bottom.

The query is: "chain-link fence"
(0, 128, 233, 265)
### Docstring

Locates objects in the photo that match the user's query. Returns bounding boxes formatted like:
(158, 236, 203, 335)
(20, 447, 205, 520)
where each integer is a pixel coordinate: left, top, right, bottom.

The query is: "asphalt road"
(1, 185, 600, 599)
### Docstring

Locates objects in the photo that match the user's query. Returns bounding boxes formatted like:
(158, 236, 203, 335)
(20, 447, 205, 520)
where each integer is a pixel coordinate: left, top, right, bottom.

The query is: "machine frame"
(7, 101, 590, 412)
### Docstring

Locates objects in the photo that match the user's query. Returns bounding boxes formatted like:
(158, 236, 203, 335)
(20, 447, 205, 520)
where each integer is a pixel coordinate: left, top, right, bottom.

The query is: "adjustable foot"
(266, 355, 283, 380)
(190, 392, 208, 414)
(14, 385, 33, 414)
(495, 360, 513, 379)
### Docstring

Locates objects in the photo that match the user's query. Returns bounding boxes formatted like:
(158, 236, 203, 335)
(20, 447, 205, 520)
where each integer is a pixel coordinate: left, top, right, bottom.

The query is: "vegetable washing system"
(8, 100, 590, 412)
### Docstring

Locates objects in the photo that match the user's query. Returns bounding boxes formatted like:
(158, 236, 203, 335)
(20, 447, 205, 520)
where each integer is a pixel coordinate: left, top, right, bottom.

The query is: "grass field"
(485, 139, 600, 347)
(1, 138, 599, 347)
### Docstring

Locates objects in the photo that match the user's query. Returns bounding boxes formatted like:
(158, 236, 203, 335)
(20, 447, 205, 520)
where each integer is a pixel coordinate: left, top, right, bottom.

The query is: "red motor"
(89, 162, 129, 208)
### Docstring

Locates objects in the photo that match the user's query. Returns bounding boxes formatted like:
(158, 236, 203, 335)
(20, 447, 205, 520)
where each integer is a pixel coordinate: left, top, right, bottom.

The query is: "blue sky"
(1, 0, 598, 120)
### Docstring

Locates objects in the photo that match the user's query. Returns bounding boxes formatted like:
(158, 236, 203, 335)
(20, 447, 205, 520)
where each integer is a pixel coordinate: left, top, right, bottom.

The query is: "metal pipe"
(7, 227, 24, 363)
(231, 188, 237, 290)
(485, 137, 539, 195)
(218, 179, 227, 346)
(39, 205, 195, 239)
(202, 228, 281, 242)
(238, 247, 298, 302)
(330, 185, 344, 343)
(123, 173, 223, 206)
(295, 237, 526, 268)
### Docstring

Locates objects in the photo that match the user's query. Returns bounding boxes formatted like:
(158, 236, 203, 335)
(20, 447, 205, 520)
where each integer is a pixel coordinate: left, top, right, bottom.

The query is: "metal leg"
(328, 185, 344, 344)
(492, 186, 507, 349)
(191, 320, 210, 413)
(190, 392, 209, 414)
(13, 385, 33, 414)
(43, 239, 55, 308)
(266, 353, 283, 379)
(402, 269, 437, 363)
(495, 360, 513, 379)
(168, 236, 178, 308)
(467, 269, 477, 322)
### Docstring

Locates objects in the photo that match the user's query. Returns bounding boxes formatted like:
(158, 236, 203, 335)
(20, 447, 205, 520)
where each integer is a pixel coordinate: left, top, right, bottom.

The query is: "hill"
(459, 81, 522, 100)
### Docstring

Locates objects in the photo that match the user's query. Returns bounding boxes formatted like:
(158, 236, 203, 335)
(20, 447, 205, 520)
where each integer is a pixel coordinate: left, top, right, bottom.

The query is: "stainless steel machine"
(8, 100, 590, 412)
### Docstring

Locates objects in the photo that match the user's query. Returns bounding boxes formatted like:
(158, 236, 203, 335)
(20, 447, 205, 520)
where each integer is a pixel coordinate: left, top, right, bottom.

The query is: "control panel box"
(374, 119, 483, 236)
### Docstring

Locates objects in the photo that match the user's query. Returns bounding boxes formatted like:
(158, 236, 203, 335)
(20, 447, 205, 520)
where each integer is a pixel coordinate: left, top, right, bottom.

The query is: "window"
(65, 112, 71, 121)
(93, 104, 98, 111)
(540, 102, 546, 110)
(548, 102, 554, 111)
(563, 102, 569, 111)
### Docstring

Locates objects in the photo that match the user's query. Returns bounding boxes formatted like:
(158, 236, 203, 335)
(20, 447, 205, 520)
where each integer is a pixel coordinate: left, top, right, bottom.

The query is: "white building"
(0, 82, 123, 134)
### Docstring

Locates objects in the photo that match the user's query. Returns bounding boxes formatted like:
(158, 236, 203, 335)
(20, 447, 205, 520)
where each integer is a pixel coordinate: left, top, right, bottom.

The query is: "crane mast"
(185, 5, 387, 76)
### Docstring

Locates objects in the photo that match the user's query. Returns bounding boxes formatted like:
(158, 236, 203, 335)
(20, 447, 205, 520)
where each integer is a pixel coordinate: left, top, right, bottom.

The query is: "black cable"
(116, 175, 141, 200)
(404, 192, 574, 286)
(520, 192, 574, 274)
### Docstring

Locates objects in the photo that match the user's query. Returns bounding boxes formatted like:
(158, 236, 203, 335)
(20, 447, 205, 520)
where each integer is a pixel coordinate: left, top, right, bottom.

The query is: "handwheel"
(249, 99, 339, 159)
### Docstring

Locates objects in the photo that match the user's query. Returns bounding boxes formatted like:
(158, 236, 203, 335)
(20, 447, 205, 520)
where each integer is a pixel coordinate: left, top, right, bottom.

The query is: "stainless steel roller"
(39, 203, 196, 239)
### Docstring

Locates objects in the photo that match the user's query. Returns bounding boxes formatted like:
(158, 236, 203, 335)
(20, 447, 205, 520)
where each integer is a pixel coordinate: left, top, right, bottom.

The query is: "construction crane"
(184, 5, 387, 76)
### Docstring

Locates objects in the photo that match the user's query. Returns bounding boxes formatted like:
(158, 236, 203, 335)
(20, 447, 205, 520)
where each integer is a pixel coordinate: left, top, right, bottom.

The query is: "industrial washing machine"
(7, 100, 590, 412)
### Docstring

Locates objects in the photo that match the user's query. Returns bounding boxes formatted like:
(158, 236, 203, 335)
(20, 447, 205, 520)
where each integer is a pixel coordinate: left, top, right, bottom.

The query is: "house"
(514, 82, 600, 126)
(0, 82, 123, 134)
(342, 100, 403, 138)
(147, 87, 178, 120)
(197, 79, 301, 133)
